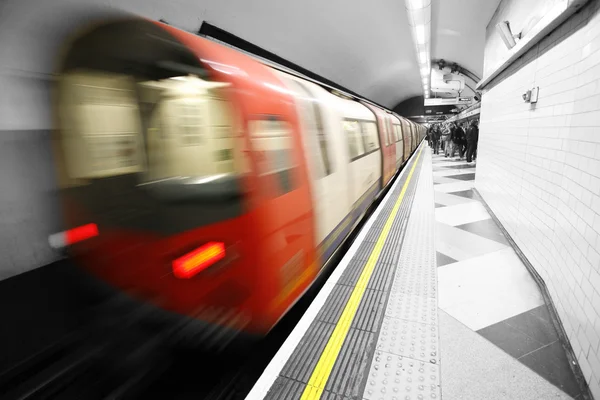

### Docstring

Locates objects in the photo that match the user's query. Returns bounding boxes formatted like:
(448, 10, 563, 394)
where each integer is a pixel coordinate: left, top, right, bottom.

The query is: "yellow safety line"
(300, 146, 423, 400)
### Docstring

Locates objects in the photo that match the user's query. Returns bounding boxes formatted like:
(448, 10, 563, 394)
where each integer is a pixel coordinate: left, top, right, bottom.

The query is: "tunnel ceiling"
(177, 0, 503, 109)
(431, 0, 502, 81)
(2, 0, 502, 111)
(190, 0, 422, 109)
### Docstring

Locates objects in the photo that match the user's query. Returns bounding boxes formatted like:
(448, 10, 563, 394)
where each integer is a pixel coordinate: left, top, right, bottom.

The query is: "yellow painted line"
(300, 146, 423, 400)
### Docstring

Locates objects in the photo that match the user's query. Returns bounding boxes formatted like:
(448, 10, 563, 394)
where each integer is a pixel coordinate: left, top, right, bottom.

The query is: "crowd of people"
(426, 119, 479, 163)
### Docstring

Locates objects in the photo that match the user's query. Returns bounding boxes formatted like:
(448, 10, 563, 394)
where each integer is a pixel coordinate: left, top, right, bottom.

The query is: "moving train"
(50, 18, 425, 347)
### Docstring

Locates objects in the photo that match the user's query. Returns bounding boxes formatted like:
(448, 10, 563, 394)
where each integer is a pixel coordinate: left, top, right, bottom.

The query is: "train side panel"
(361, 103, 395, 188)
(333, 97, 382, 223)
(391, 114, 404, 169)
(273, 71, 356, 269)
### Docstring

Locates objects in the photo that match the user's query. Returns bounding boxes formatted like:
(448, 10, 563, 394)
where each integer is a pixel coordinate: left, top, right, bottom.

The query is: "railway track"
(0, 298, 172, 400)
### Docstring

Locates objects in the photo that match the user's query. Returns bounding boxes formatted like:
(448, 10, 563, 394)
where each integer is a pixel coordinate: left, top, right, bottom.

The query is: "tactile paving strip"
(362, 150, 441, 400)
(316, 285, 353, 325)
(377, 317, 440, 364)
(385, 292, 438, 325)
(324, 328, 375, 398)
(352, 289, 386, 333)
(280, 321, 335, 382)
(338, 259, 366, 288)
(321, 391, 350, 400)
(390, 259, 437, 299)
(364, 351, 441, 400)
(267, 376, 304, 400)
(354, 240, 377, 262)
(388, 167, 437, 299)
(264, 149, 425, 400)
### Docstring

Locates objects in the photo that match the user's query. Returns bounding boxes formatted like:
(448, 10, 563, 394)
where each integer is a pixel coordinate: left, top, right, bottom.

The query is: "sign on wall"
(424, 105, 459, 115)
(424, 97, 472, 107)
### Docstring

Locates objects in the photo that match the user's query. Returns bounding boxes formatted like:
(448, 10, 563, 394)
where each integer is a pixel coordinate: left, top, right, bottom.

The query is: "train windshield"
(57, 72, 246, 199)
(55, 71, 248, 234)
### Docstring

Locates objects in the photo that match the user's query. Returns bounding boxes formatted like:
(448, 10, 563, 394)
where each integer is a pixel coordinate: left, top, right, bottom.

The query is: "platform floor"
(246, 144, 583, 400)
(432, 152, 583, 400)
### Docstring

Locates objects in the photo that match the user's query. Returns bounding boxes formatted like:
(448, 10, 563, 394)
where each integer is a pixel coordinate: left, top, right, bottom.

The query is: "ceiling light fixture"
(416, 25, 426, 44)
(405, 0, 432, 101)
(408, 0, 426, 9)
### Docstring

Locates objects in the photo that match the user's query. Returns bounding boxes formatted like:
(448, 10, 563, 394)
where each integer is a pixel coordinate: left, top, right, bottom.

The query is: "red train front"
(50, 17, 423, 348)
(51, 19, 317, 344)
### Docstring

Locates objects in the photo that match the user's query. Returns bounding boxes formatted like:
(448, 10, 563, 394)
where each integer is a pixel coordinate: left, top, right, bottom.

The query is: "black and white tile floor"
(432, 151, 584, 399)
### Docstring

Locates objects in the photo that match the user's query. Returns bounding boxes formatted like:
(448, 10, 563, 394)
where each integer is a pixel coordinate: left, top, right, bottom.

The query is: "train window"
(343, 119, 365, 160)
(387, 118, 394, 145)
(138, 76, 239, 183)
(57, 72, 144, 180)
(394, 124, 402, 142)
(361, 121, 380, 152)
(177, 101, 203, 146)
(249, 117, 296, 195)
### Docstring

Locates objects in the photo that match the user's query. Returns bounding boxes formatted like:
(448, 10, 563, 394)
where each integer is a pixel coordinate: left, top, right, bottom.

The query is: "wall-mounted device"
(496, 21, 522, 50)
(530, 87, 539, 103)
(523, 87, 540, 104)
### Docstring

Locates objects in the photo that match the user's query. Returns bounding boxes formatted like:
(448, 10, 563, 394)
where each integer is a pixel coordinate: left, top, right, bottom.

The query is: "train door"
(392, 115, 404, 168)
(362, 103, 394, 188)
(402, 119, 411, 161)
(275, 73, 349, 268)
(384, 113, 396, 182)
(339, 104, 381, 221)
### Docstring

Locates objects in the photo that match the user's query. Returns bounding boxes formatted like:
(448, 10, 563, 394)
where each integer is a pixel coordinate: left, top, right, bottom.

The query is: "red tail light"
(65, 223, 99, 245)
(173, 242, 226, 279)
(49, 223, 99, 249)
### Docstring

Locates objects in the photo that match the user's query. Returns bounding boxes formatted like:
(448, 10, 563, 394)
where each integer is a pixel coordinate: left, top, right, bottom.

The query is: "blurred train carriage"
(50, 18, 424, 348)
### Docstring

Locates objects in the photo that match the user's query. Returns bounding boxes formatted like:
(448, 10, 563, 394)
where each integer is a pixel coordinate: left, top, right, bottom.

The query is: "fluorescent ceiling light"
(420, 67, 430, 75)
(419, 52, 427, 64)
(409, 0, 424, 9)
(416, 25, 426, 44)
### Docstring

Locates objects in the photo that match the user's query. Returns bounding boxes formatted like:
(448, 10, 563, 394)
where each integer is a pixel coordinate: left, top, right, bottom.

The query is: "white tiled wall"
(477, 1, 600, 397)
(483, 0, 560, 78)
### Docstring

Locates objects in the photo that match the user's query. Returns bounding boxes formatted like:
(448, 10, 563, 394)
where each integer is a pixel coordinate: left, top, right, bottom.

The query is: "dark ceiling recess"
(393, 95, 425, 117)
(198, 22, 390, 110)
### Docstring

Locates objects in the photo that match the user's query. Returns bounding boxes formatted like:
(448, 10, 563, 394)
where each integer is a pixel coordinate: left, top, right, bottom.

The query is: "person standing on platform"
(442, 123, 451, 157)
(431, 124, 440, 154)
(447, 123, 457, 158)
(466, 119, 479, 163)
(454, 122, 466, 159)
(426, 125, 432, 147)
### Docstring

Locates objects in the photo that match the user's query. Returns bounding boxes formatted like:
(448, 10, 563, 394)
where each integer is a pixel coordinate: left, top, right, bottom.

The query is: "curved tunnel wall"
(0, 4, 154, 281)
(476, 0, 600, 396)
